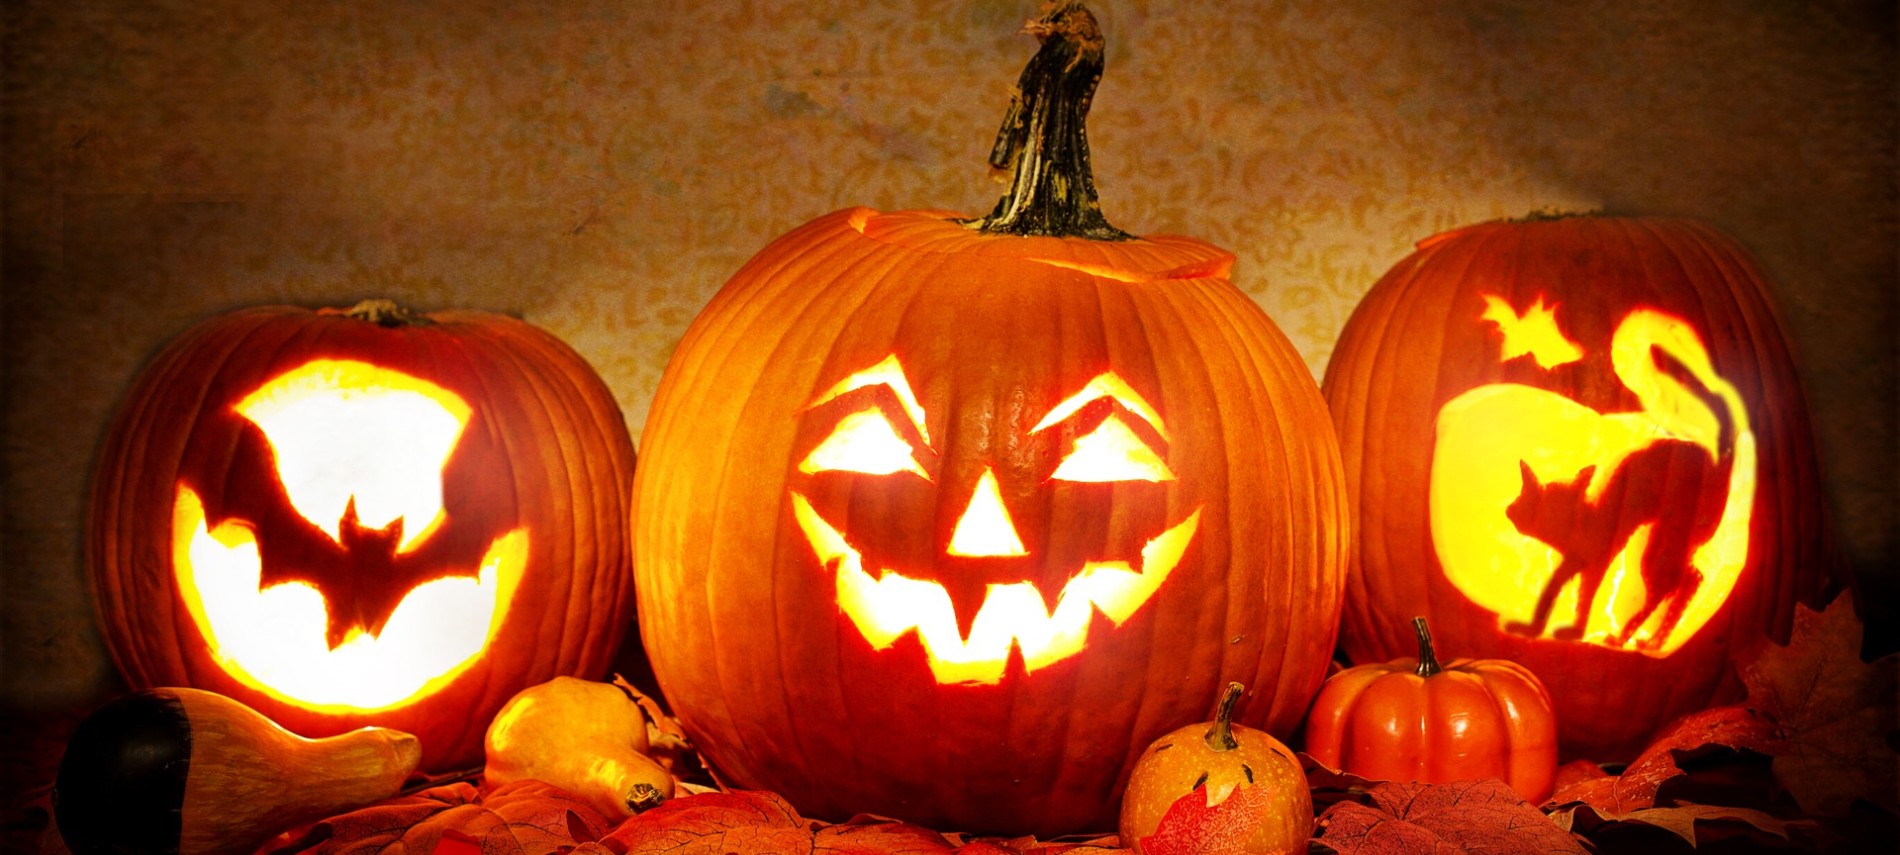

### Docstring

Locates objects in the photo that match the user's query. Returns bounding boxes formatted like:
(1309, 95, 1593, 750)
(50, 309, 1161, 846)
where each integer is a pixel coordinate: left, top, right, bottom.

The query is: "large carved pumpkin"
(632, 4, 1345, 836)
(87, 300, 636, 771)
(1323, 215, 1830, 760)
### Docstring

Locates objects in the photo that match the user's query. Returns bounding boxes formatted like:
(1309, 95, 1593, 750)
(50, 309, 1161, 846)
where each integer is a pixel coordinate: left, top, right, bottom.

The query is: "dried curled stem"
(965, 1, 1131, 240)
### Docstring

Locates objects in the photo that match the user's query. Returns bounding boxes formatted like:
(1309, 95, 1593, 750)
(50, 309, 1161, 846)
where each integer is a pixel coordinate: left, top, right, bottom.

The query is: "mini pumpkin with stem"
(1305, 617, 1558, 802)
(1120, 682, 1313, 854)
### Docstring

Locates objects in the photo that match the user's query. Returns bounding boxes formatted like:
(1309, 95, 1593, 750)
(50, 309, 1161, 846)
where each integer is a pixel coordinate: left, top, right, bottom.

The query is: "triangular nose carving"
(946, 467, 1027, 557)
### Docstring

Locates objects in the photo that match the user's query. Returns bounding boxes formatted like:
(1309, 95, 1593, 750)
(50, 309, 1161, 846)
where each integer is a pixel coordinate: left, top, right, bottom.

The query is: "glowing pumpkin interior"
(172, 360, 528, 712)
(1429, 298, 1757, 655)
(791, 356, 1199, 685)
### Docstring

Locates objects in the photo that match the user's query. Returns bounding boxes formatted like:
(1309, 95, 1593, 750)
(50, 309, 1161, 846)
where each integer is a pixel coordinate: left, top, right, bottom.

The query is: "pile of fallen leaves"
(240, 595, 1893, 855)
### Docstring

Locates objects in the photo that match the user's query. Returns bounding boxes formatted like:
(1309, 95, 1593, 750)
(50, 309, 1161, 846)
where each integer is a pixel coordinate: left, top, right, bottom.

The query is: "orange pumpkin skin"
(1304, 619, 1557, 802)
(1322, 216, 1830, 761)
(632, 208, 1348, 835)
(87, 302, 636, 771)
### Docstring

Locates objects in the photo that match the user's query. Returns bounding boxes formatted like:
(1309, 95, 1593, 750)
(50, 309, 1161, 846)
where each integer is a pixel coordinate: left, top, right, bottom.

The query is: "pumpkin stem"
(1413, 616, 1443, 678)
(337, 298, 426, 328)
(964, 1, 1132, 240)
(1202, 681, 1243, 752)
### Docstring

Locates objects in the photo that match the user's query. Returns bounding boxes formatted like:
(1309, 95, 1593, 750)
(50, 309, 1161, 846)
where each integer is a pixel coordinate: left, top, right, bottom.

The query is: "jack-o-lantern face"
(88, 303, 637, 771)
(631, 208, 1348, 835)
(1429, 297, 1757, 656)
(171, 360, 529, 711)
(788, 355, 1201, 685)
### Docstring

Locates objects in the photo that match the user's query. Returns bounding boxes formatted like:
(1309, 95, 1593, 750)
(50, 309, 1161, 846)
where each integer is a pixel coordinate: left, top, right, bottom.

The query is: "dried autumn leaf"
(263, 780, 612, 855)
(612, 673, 700, 778)
(1547, 704, 1781, 813)
(946, 832, 1130, 855)
(1315, 778, 1586, 855)
(976, 840, 1130, 855)
(603, 790, 1131, 855)
(1553, 802, 1811, 847)
(605, 790, 977, 855)
(1549, 760, 1608, 796)
(1298, 751, 1380, 815)
(1137, 783, 1289, 855)
(1740, 593, 1900, 816)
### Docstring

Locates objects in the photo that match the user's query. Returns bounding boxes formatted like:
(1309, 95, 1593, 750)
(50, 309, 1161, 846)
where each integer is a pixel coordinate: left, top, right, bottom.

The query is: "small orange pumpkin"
(1304, 617, 1557, 802)
(1120, 682, 1313, 854)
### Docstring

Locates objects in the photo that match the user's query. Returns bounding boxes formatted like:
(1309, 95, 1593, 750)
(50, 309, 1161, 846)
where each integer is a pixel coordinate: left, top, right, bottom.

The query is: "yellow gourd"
(483, 676, 675, 819)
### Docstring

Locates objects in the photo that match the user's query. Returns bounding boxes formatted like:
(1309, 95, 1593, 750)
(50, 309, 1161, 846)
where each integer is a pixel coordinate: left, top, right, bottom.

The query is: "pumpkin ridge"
(485, 320, 629, 661)
(435, 333, 553, 676)
(98, 312, 264, 686)
(701, 230, 881, 783)
(1226, 281, 1341, 728)
(1162, 282, 1265, 724)
(1130, 280, 1232, 712)
(798, 243, 968, 789)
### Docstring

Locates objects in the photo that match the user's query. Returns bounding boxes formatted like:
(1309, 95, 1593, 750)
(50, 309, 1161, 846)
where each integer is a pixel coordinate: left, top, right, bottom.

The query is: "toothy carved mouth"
(791, 492, 1201, 685)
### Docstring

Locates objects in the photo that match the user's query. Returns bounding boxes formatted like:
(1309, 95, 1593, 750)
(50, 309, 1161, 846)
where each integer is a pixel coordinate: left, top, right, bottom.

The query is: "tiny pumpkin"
(1304, 617, 1557, 802)
(1120, 682, 1313, 854)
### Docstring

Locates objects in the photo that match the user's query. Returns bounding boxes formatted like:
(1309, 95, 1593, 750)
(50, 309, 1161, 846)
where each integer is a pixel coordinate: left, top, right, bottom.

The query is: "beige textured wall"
(4, 0, 1894, 706)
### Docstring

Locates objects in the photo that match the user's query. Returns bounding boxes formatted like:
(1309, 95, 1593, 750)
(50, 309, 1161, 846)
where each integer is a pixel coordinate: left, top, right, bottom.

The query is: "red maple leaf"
(262, 779, 614, 854)
(604, 789, 1051, 855)
(1555, 802, 1809, 849)
(1547, 703, 1781, 814)
(1739, 592, 1900, 817)
(1315, 778, 1586, 855)
(1137, 784, 1292, 855)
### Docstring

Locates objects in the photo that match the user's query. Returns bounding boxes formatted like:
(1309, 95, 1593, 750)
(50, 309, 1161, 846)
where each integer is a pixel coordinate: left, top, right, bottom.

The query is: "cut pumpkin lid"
(850, 208, 1235, 282)
(1413, 211, 1717, 251)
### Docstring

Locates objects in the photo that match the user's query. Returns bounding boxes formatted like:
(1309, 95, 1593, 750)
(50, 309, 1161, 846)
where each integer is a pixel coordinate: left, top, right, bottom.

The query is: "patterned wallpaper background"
(4, 0, 1894, 706)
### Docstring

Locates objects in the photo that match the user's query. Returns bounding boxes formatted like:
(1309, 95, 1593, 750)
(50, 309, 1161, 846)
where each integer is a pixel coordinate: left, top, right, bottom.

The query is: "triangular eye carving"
(1033, 372, 1175, 483)
(807, 354, 930, 444)
(799, 355, 932, 480)
(1049, 412, 1175, 482)
(799, 406, 930, 479)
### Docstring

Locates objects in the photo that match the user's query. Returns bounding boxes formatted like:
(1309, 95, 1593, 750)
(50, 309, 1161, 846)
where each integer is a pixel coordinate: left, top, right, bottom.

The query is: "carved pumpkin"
(87, 300, 637, 771)
(1303, 617, 1557, 802)
(1322, 215, 1830, 760)
(632, 4, 1345, 836)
